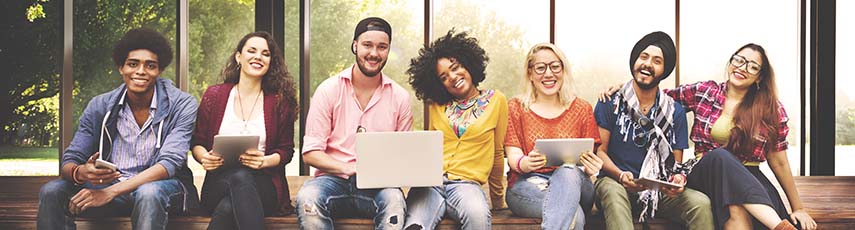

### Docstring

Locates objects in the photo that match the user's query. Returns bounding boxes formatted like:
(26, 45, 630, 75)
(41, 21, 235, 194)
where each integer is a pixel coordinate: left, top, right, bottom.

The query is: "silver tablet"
(212, 134, 260, 168)
(635, 177, 684, 189)
(534, 138, 595, 167)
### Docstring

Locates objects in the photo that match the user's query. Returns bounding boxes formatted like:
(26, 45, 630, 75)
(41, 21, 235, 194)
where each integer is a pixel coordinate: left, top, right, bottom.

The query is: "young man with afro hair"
(37, 28, 200, 230)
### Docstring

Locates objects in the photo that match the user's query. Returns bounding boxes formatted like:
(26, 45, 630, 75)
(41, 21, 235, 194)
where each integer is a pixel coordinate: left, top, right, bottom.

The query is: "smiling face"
(353, 30, 390, 77)
(235, 36, 271, 79)
(631, 45, 665, 90)
(528, 49, 564, 97)
(119, 49, 160, 95)
(436, 57, 478, 100)
(727, 48, 764, 90)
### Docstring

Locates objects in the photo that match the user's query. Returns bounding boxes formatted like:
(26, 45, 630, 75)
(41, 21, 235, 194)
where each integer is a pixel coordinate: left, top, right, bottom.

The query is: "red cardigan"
(192, 83, 296, 214)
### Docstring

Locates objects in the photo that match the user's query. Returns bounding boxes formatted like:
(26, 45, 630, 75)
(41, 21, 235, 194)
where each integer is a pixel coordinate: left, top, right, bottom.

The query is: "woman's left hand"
(790, 209, 817, 230)
(239, 149, 265, 169)
(579, 151, 603, 176)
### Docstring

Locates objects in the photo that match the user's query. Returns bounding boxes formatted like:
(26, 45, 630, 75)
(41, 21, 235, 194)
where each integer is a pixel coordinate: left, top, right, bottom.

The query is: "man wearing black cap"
(296, 17, 411, 230)
(592, 31, 713, 229)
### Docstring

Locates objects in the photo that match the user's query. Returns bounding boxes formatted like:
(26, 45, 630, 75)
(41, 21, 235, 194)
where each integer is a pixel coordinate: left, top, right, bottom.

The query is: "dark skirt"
(686, 148, 790, 230)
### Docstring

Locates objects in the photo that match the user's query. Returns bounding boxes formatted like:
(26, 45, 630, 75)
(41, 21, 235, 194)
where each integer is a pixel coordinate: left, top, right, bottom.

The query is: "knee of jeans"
(226, 168, 256, 186)
(553, 167, 584, 183)
(295, 187, 325, 216)
(376, 189, 405, 207)
(39, 179, 70, 200)
(133, 183, 170, 205)
(461, 199, 491, 219)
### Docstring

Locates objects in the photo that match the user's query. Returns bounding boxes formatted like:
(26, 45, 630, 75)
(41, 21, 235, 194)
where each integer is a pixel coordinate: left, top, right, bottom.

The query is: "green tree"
(1, 0, 61, 146)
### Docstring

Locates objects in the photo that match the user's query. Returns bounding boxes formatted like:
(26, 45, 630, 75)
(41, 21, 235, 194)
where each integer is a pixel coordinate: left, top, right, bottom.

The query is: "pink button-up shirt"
(302, 65, 413, 178)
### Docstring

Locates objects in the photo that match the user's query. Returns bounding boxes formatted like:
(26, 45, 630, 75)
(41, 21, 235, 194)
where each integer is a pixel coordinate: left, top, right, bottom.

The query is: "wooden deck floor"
(1, 176, 852, 229)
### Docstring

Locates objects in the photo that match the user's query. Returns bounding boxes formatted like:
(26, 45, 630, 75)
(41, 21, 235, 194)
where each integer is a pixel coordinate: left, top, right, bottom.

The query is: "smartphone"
(95, 159, 118, 172)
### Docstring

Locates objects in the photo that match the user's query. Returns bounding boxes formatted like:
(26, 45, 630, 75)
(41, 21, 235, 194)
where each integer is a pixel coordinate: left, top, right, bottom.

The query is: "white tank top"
(218, 87, 266, 152)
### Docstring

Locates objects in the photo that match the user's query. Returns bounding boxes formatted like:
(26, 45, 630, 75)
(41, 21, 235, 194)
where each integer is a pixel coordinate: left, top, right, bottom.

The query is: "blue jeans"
(201, 168, 278, 230)
(506, 166, 594, 230)
(295, 175, 406, 230)
(37, 178, 183, 230)
(404, 178, 491, 230)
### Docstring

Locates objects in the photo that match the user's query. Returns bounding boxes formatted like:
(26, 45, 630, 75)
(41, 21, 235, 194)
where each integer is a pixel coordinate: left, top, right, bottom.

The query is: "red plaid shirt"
(664, 80, 789, 163)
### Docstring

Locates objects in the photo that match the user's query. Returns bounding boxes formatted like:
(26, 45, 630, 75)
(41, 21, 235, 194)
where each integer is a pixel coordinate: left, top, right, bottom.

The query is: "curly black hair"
(112, 28, 173, 71)
(407, 29, 488, 105)
(222, 31, 298, 114)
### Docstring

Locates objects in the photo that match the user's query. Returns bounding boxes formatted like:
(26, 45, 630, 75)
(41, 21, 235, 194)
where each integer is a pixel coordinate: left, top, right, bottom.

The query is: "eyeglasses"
(633, 116, 655, 149)
(530, 61, 563, 75)
(729, 55, 762, 75)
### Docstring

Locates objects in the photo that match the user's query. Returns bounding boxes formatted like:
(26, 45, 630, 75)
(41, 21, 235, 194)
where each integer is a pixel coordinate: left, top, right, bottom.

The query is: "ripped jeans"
(295, 175, 406, 230)
(404, 178, 491, 230)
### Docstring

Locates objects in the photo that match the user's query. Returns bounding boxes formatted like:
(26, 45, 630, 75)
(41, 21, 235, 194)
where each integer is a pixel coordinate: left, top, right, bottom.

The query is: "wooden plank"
(1, 176, 853, 230)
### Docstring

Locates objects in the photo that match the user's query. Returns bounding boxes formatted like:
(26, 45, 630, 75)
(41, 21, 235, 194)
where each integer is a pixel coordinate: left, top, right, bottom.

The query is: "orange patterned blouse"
(504, 97, 601, 188)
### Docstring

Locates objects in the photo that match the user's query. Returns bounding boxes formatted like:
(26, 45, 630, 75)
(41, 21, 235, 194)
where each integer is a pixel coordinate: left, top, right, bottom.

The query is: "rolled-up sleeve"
(302, 80, 335, 154)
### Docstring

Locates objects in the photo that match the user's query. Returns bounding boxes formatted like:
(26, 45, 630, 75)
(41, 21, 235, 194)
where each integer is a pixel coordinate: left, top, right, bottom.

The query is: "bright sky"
(838, 0, 855, 100)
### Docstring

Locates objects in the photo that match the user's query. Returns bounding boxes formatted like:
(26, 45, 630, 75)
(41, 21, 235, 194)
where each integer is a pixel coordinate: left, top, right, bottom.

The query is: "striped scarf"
(612, 81, 677, 222)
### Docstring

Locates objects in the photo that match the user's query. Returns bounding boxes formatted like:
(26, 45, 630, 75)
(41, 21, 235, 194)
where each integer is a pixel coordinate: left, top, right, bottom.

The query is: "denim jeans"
(295, 175, 406, 230)
(37, 178, 183, 230)
(404, 178, 491, 230)
(201, 167, 278, 230)
(595, 176, 714, 230)
(506, 166, 593, 230)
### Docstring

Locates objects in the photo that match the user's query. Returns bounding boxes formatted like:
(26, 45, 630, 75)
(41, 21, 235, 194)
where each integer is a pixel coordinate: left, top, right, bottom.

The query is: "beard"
(633, 65, 660, 90)
(356, 53, 386, 77)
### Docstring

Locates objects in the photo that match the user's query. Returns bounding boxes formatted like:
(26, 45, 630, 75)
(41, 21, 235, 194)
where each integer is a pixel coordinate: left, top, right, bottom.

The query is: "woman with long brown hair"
(605, 43, 816, 230)
(191, 31, 297, 229)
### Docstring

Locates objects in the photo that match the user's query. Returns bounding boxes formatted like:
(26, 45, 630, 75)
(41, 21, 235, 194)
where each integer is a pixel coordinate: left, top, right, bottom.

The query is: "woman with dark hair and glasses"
(602, 44, 816, 230)
(503, 43, 603, 230)
(404, 30, 507, 230)
(191, 31, 298, 229)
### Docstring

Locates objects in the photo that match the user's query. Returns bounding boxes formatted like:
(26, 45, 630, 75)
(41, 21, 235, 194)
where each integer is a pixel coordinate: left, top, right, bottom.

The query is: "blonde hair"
(518, 43, 576, 109)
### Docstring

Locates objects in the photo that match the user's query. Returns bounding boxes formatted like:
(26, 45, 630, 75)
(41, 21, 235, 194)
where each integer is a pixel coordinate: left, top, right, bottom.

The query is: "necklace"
(236, 86, 262, 133)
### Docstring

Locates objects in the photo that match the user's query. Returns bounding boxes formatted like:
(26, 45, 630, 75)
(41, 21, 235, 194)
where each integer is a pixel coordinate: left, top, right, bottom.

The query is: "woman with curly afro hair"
(404, 30, 508, 230)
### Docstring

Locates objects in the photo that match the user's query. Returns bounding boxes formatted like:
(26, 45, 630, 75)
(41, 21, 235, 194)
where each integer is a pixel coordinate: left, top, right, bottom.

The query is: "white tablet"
(635, 177, 684, 190)
(534, 138, 595, 167)
(212, 134, 260, 168)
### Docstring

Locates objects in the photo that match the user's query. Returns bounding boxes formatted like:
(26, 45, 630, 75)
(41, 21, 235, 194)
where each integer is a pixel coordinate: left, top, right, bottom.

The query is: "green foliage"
(837, 108, 855, 145)
(187, 0, 255, 100)
(25, 2, 46, 22)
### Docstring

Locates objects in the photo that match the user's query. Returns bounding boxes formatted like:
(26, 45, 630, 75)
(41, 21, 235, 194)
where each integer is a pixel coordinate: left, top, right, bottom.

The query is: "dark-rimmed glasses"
(729, 55, 762, 75)
(530, 61, 563, 75)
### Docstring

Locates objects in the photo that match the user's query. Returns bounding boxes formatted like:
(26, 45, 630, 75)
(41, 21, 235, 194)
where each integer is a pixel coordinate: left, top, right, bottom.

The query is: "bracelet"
(516, 156, 527, 173)
(71, 164, 83, 185)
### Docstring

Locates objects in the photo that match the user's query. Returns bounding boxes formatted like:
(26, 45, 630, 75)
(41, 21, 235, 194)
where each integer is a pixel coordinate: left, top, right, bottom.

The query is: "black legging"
(201, 167, 279, 230)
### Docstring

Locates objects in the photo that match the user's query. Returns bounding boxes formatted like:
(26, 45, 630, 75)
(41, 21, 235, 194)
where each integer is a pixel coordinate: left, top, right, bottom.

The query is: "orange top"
(504, 97, 601, 188)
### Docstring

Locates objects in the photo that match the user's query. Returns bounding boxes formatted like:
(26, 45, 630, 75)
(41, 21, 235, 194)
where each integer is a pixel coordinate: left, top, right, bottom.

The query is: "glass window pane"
(186, 0, 255, 177)
(284, 0, 300, 176)
(836, 0, 855, 176)
(681, 1, 801, 175)
(1, 0, 61, 175)
(434, 0, 550, 101)
(556, 1, 676, 104)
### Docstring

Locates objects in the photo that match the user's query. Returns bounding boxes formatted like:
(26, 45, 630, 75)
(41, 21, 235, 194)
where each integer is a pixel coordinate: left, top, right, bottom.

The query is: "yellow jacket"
(428, 90, 508, 185)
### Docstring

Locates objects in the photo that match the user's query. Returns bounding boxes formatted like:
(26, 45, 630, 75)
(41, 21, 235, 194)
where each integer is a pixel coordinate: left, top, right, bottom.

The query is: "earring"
(236, 63, 241, 70)
(755, 82, 760, 90)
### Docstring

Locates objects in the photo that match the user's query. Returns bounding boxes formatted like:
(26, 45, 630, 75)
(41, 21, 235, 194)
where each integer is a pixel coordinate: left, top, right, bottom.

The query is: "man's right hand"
(619, 171, 648, 192)
(78, 152, 121, 185)
(341, 162, 357, 176)
(200, 151, 224, 171)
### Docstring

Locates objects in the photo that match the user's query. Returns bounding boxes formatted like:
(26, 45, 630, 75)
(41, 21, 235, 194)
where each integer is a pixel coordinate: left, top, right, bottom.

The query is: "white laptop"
(355, 131, 443, 189)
